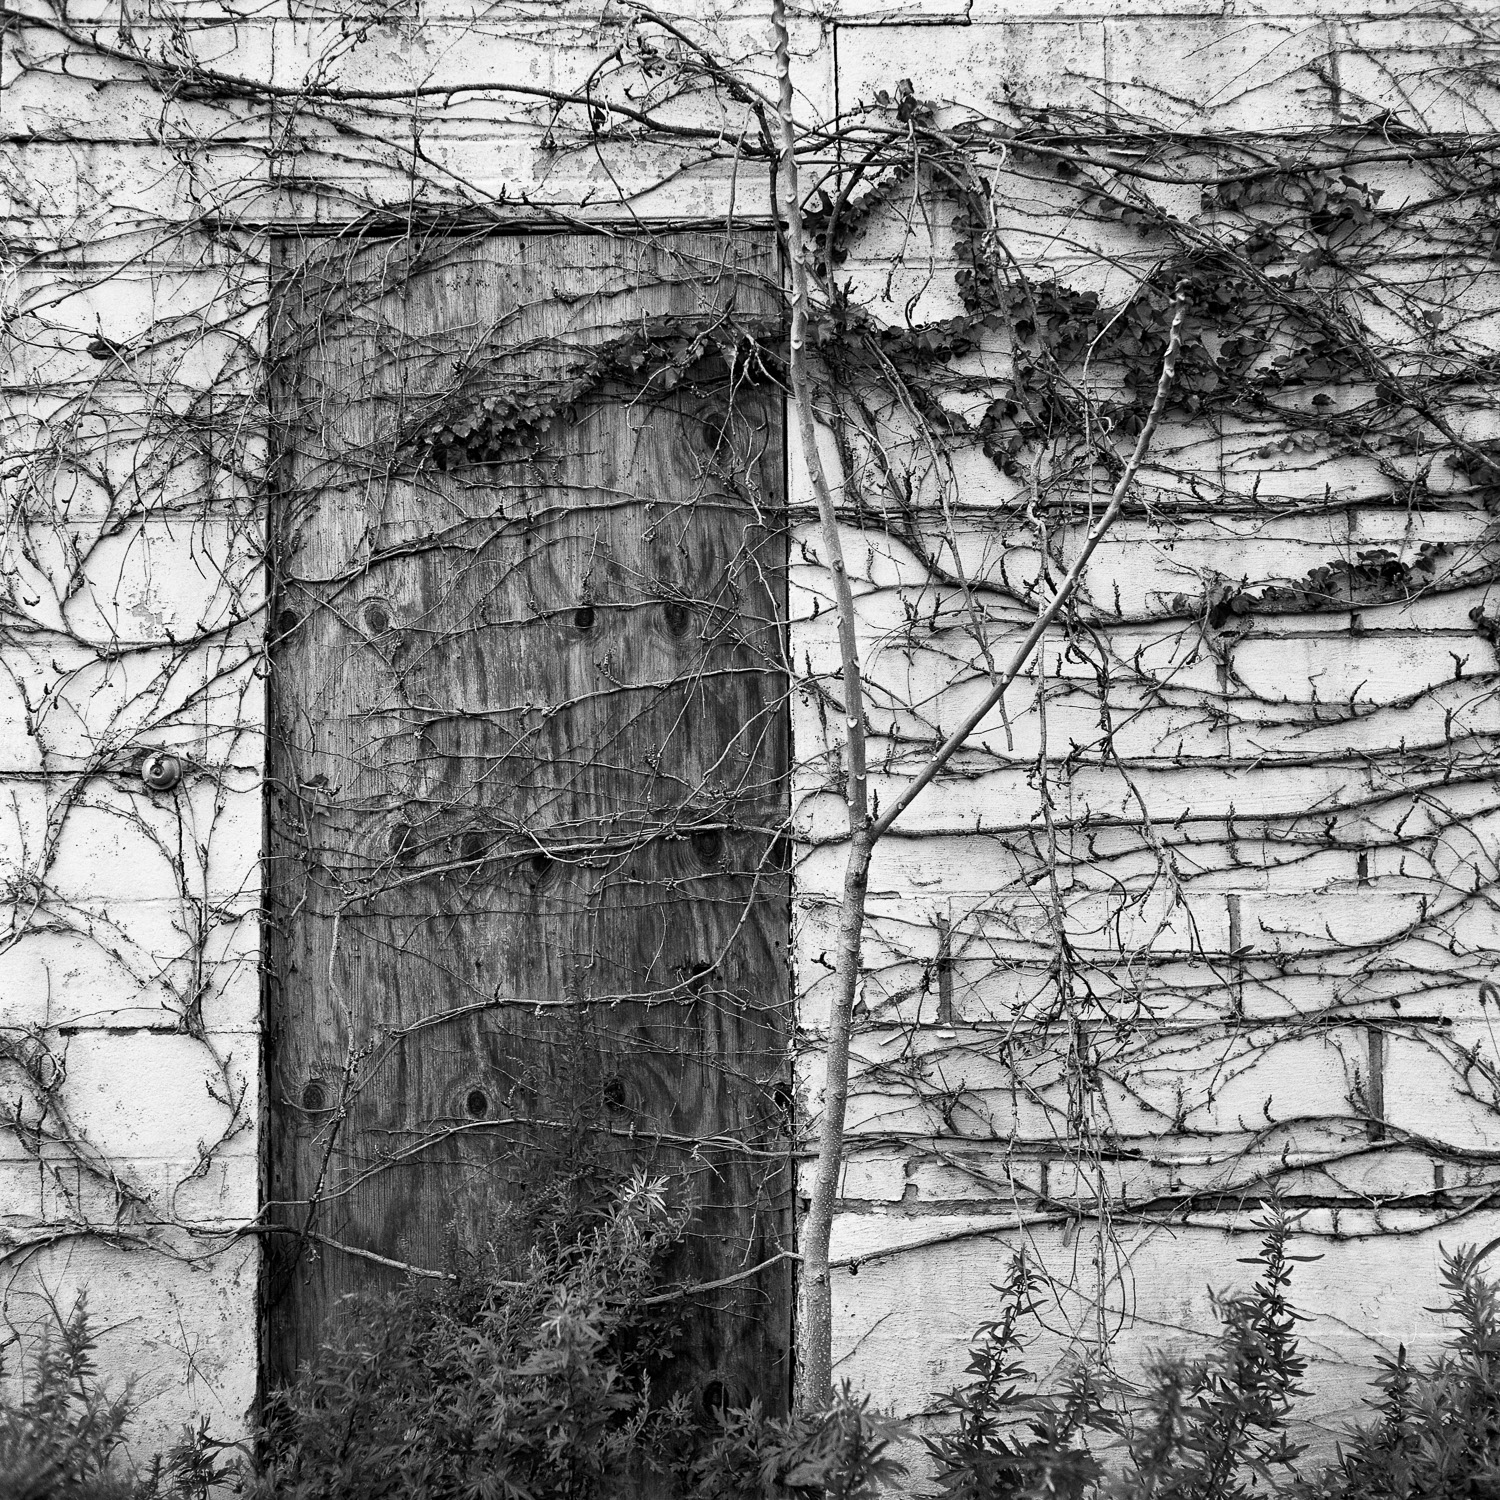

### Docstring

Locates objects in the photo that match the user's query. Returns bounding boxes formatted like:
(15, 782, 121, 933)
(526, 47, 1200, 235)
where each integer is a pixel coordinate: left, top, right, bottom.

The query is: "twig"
(871, 288, 1190, 839)
(637, 1249, 803, 1306)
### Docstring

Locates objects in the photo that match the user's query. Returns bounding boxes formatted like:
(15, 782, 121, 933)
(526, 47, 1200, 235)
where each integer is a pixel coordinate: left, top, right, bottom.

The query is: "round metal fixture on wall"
(140, 751, 182, 793)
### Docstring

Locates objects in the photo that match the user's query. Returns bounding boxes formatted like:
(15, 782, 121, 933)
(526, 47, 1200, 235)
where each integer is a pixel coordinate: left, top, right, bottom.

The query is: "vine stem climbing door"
(265, 231, 792, 1406)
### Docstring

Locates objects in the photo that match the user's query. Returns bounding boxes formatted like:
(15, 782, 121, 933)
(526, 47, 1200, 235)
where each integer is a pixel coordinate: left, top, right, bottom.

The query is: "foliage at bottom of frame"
(6, 1175, 1500, 1500)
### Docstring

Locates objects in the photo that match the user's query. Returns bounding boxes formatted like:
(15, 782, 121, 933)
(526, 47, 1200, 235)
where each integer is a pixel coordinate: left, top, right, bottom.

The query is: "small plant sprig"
(0, 1294, 235, 1500)
(1122, 1206, 1314, 1500)
(923, 1208, 1316, 1500)
(1300, 1242, 1500, 1500)
(923, 1252, 1112, 1500)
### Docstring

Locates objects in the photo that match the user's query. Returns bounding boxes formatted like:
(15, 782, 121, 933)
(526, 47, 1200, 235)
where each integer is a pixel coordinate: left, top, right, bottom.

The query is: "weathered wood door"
(265, 232, 791, 1407)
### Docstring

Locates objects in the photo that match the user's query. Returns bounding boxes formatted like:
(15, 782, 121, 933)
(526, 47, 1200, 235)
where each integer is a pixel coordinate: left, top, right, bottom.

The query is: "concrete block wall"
(794, 6, 1500, 1451)
(3, 0, 1498, 1459)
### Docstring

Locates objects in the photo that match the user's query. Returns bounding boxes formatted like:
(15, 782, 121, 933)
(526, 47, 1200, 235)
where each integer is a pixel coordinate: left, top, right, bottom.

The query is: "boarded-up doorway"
(264, 231, 791, 1407)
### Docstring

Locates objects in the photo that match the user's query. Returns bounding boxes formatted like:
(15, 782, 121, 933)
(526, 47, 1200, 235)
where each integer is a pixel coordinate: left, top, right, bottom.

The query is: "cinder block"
(1230, 631, 1490, 706)
(1240, 889, 1430, 955)
(835, 22, 1106, 119)
(0, 29, 263, 146)
(1272, 1145, 1494, 1204)
(1106, 17, 1339, 131)
(167, 1151, 260, 1223)
(266, 15, 584, 95)
(4, 262, 264, 388)
(0, 140, 271, 239)
(907, 1150, 1043, 1204)
(1, 630, 262, 763)
(26, 1150, 259, 1227)
(1382, 1021, 1500, 1151)
(1216, 419, 1393, 505)
(859, 763, 1046, 837)
(0, 673, 44, 773)
(840, 1155, 908, 1202)
(55, 1027, 256, 1166)
(1339, 18, 1500, 135)
(0, 1162, 45, 1220)
(39, 770, 262, 906)
(0, 392, 261, 525)
(1228, 673, 1500, 760)
(0, 519, 262, 649)
(0, 897, 260, 1033)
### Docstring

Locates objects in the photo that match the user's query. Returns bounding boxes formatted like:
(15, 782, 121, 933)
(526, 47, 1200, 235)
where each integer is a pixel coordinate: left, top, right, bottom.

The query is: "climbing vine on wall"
(4, 0, 1500, 1423)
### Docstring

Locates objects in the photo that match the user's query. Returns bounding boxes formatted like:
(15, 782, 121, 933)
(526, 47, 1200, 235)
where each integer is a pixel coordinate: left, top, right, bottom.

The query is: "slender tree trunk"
(769, 4, 1189, 1404)
(769, 0, 873, 1411)
(797, 825, 873, 1407)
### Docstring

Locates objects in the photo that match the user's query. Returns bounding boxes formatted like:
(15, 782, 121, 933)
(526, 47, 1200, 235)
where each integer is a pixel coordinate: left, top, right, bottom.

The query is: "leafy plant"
(0, 1174, 900, 1500)
(1118, 1208, 1312, 1500)
(243, 1169, 696, 1500)
(243, 1167, 907, 1498)
(0, 1294, 232, 1500)
(923, 1253, 1110, 1500)
(20, 1203, 1500, 1500)
(685, 1387, 905, 1499)
(1298, 1243, 1500, 1500)
(0, 1294, 137, 1500)
(919, 1215, 1500, 1500)
(924, 1209, 1319, 1500)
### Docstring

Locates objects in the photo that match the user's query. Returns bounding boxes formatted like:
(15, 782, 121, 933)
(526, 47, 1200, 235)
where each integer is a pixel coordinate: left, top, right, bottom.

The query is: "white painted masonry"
(3, 0, 1499, 1462)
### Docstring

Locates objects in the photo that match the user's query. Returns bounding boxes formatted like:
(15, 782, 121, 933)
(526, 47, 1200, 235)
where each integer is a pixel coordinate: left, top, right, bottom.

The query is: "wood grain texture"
(266, 232, 791, 1407)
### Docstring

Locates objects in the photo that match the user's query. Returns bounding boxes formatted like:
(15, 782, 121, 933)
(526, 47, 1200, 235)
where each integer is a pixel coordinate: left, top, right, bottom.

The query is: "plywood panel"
(265, 231, 791, 1408)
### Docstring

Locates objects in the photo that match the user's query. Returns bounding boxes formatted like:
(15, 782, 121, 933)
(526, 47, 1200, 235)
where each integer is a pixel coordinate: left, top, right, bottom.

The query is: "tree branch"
(871, 289, 1190, 839)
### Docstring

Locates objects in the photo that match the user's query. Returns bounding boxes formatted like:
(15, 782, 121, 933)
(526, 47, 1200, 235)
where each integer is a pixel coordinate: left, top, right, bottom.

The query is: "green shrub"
(1296, 1243, 1500, 1500)
(685, 1386, 904, 1498)
(922, 1253, 1110, 1500)
(244, 1169, 697, 1499)
(923, 1212, 1311, 1500)
(921, 1210, 1500, 1500)
(0, 1293, 233, 1500)
(0, 1293, 137, 1500)
(14, 1194, 1500, 1498)
(1114, 1207, 1311, 1499)
(241, 1169, 899, 1499)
